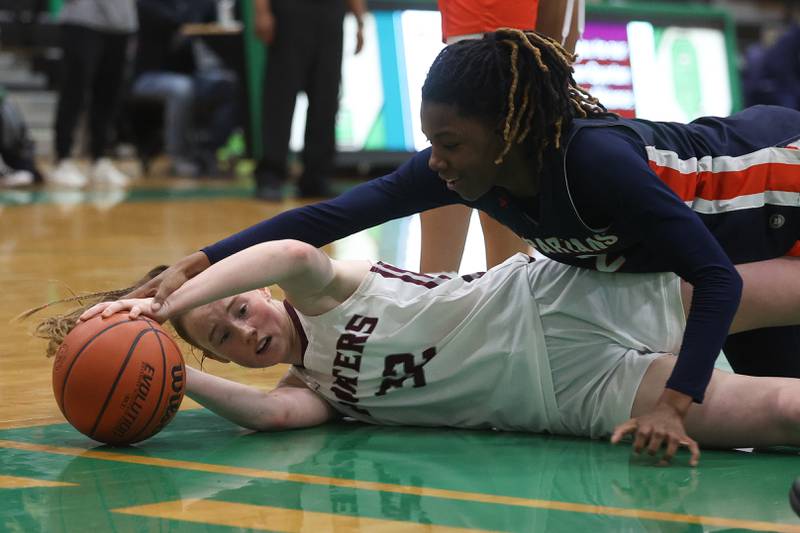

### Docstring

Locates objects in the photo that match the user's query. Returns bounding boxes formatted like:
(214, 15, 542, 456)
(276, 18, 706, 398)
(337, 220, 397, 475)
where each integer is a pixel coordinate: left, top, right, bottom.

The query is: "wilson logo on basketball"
(112, 362, 157, 438)
(153, 364, 185, 434)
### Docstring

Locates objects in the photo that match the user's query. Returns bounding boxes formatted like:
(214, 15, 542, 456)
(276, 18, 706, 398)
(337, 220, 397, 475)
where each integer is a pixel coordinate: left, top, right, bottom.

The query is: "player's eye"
(239, 304, 248, 317)
(220, 331, 230, 345)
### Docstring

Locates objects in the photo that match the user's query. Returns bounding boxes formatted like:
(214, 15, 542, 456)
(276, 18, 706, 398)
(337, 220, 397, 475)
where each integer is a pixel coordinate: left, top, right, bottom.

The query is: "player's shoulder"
(568, 119, 643, 152)
(566, 121, 647, 174)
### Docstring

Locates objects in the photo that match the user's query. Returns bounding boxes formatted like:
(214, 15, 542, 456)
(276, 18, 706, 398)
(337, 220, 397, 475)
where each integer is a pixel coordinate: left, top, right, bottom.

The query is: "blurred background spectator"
(0, 85, 42, 187)
(129, 0, 240, 178)
(50, 0, 136, 187)
(742, 23, 800, 110)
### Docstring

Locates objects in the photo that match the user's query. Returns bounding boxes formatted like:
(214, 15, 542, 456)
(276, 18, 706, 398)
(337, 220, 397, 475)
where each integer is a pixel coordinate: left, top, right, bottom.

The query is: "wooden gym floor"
(2, 171, 800, 532)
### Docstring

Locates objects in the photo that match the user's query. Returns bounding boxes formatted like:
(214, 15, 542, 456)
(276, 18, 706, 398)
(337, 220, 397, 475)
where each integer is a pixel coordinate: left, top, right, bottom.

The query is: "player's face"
(421, 101, 505, 201)
(183, 289, 294, 368)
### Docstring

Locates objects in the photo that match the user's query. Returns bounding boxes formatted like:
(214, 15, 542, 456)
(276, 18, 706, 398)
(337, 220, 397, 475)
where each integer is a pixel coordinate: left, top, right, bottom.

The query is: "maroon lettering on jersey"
(376, 347, 437, 396)
(346, 314, 378, 334)
(460, 271, 486, 282)
(331, 385, 358, 403)
(332, 368, 358, 395)
(329, 314, 379, 413)
(340, 402, 371, 417)
(336, 333, 368, 354)
(333, 351, 362, 372)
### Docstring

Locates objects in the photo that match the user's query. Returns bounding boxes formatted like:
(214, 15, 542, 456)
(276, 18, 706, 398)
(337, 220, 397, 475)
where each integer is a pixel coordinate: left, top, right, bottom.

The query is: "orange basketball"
(52, 313, 186, 445)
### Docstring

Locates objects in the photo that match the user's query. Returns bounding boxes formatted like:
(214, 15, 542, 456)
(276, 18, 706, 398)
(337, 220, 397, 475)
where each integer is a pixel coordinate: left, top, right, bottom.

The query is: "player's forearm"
(185, 366, 286, 431)
(666, 265, 742, 402)
(201, 153, 448, 264)
(165, 240, 332, 317)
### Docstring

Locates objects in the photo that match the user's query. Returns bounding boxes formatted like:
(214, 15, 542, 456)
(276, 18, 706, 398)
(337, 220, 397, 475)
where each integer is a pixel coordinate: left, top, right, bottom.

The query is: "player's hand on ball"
(80, 298, 167, 323)
(611, 396, 700, 467)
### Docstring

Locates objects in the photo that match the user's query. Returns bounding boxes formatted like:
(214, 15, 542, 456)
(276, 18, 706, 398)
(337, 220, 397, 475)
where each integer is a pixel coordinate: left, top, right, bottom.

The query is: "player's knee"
(773, 386, 800, 431)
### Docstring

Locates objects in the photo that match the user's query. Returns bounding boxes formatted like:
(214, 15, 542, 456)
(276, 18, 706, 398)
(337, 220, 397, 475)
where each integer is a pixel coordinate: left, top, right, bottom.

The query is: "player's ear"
(258, 287, 272, 300)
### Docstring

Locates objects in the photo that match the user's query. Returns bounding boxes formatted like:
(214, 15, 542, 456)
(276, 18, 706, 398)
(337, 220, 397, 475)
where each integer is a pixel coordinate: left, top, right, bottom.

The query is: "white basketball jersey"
(288, 254, 566, 433)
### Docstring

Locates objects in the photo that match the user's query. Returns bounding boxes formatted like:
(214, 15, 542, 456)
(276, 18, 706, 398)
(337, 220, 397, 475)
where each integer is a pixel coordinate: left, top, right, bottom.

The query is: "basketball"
(52, 313, 186, 445)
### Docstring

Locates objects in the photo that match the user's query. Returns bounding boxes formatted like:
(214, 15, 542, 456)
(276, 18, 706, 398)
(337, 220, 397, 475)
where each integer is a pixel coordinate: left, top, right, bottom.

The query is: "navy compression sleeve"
(566, 127, 742, 402)
(203, 148, 461, 263)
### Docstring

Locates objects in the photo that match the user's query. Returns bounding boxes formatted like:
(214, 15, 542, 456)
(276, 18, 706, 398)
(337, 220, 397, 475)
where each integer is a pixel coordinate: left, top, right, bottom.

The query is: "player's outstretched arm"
(83, 240, 338, 322)
(161, 240, 336, 318)
(186, 367, 338, 430)
(127, 150, 449, 310)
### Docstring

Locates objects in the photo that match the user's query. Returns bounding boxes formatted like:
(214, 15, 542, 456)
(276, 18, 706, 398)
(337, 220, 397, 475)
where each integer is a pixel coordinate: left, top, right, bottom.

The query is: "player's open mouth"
(256, 336, 271, 354)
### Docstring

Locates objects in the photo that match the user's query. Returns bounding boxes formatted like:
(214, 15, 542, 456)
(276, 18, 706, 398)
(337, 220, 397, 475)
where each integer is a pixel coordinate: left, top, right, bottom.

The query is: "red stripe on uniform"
(649, 161, 800, 202)
(377, 261, 436, 278)
(370, 265, 441, 288)
(787, 241, 800, 257)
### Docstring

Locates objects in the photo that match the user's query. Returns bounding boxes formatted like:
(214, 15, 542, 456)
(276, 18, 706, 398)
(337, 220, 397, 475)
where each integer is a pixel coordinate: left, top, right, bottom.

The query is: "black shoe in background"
(253, 165, 285, 201)
(254, 181, 284, 202)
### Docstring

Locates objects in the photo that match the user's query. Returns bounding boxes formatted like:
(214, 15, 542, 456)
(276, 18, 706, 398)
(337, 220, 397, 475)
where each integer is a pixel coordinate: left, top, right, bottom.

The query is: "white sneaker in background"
(92, 158, 131, 187)
(48, 159, 88, 187)
(0, 170, 34, 187)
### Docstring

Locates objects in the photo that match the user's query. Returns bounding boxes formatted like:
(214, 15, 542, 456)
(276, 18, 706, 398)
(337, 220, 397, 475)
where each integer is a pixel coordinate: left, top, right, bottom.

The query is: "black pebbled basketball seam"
(58, 318, 146, 411)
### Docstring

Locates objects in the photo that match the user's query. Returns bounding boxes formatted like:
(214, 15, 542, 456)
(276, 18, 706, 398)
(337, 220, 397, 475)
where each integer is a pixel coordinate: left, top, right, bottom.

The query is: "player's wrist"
(659, 388, 693, 417)
(184, 251, 212, 277)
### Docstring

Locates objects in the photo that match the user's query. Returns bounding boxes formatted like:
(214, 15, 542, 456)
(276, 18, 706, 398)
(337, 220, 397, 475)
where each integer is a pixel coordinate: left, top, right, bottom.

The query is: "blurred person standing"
(50, 0, 136, 187)
(252, 0, 366, 200)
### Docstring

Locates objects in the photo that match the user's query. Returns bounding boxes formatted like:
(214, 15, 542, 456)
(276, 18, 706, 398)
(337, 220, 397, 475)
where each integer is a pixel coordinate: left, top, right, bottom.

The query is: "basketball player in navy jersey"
(67, 241, 800, 466)
(129, 30, 800, 462)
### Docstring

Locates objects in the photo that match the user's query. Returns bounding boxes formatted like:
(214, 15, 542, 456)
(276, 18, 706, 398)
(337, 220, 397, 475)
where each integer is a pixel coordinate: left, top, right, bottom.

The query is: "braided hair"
(421, 28, 607, 172)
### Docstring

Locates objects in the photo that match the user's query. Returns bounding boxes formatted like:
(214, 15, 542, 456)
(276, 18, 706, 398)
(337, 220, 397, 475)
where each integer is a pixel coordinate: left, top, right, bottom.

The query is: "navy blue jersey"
(206, 105, 800, 402)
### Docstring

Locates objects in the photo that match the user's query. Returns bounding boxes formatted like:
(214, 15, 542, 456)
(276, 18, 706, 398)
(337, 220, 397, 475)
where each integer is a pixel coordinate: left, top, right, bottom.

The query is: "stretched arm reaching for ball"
(83, 239, 367, 323)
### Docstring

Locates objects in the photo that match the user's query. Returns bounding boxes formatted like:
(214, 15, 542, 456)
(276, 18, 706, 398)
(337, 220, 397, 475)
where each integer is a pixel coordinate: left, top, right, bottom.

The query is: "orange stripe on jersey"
(649, 161, 800, 202)
(787, 241, 800, 257)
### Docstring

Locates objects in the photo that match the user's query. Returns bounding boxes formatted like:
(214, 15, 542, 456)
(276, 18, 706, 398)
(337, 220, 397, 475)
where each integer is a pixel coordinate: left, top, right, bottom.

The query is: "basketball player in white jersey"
(79, 241, 800, 466)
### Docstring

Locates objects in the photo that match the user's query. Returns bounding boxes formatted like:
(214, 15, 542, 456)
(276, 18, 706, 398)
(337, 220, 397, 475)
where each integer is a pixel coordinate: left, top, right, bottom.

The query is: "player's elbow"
(280, 239, 333, 285)
(709, 263, 743, 307)
(281, 240, 322, 268)
(247, 405, 292, 432)
(724, 264, 743, 302)
(244, 390, 304, 431)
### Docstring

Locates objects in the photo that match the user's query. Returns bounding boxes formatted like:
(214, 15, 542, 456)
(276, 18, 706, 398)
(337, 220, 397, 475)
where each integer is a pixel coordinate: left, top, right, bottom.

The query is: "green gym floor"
(3, 409, 800, 532)
(2, 172, 800, 532)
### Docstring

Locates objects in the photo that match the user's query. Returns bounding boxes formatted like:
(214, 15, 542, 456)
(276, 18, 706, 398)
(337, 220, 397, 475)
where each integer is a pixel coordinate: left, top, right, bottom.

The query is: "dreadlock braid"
(422, 28, 607, 173)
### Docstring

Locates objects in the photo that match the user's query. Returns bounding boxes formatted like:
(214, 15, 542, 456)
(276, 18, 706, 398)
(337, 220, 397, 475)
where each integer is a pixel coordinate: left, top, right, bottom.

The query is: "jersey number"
(376, 347, 437, 396)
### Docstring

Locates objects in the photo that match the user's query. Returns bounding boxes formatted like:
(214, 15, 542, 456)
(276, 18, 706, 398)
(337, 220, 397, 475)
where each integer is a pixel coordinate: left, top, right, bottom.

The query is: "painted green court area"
(1, 409, 799, 532)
